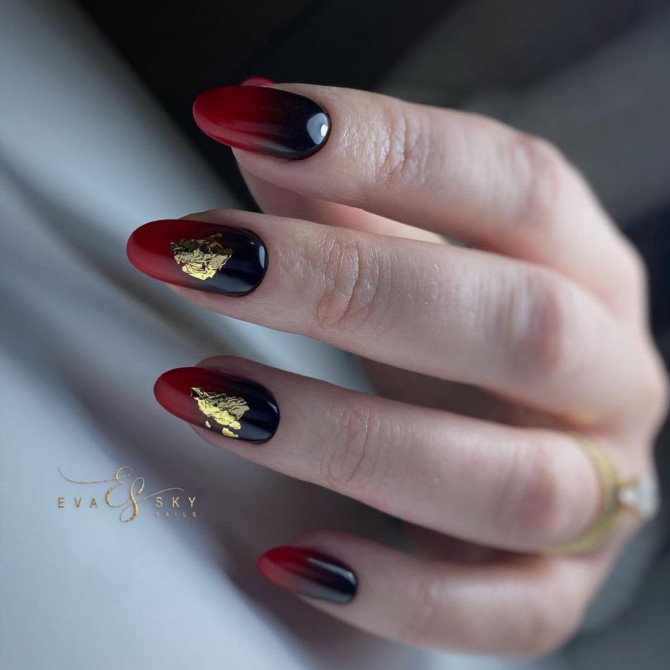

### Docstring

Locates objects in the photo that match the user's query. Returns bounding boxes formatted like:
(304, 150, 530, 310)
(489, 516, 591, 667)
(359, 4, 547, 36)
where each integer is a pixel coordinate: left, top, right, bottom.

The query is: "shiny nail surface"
(127, 220, 267, 295)
(258, 546, 357, 603)
(193, 86, 330, 159)
(155, 367, 279, 443)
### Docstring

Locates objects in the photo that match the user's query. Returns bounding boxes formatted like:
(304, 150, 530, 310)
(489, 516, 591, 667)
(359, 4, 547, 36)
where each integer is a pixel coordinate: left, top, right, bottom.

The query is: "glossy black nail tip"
(258, 546, 358, 603)
(193, 85, 331, 160)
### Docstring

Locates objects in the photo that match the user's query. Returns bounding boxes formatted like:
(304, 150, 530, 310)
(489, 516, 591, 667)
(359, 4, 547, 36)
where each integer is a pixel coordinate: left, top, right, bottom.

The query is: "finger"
(128, 212, 656, 423)
(257, 532, 610, 656)
(240, 167, 443, 243)
(193, 83, 644, 322)
(153, 358, 602, 552)
(240, 77, 441, 241)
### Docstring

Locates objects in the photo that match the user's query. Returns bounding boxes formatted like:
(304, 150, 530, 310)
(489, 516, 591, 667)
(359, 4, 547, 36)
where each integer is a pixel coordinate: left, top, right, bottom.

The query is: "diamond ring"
(547, 434, 659, 554)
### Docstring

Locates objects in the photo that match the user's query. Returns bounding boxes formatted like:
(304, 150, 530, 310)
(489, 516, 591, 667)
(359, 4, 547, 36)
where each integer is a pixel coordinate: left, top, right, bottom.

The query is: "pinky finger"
(258, 532, 610, 657)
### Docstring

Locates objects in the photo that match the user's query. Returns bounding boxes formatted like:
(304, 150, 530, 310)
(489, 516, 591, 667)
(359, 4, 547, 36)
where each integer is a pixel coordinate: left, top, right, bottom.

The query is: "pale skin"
(169, 85, 668, 655)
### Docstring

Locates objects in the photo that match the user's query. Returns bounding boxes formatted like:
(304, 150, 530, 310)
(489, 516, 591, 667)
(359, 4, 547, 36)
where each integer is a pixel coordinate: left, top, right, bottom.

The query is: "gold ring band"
(547, 434, 658, 555)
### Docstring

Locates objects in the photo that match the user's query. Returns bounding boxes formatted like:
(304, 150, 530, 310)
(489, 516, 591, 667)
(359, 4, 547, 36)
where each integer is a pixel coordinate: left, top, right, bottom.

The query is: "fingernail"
(154, 367, 279, 443)
(258, 546, 357, 603)
(241, 76, 274, 86)
(127, 220, 267, 295)
(193, 85, 330, 159)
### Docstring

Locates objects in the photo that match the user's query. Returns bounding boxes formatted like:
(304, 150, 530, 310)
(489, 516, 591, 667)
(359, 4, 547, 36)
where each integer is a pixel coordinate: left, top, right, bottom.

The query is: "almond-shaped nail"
(127, 220, 267, 295)
(193, 85, 330, 159)
(258, 546, 357, 603)
(154, 367, 279, 443)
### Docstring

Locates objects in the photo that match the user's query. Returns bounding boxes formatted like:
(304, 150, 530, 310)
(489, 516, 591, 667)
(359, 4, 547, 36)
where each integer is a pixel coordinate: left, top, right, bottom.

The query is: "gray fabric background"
(1, 0, 668, 668)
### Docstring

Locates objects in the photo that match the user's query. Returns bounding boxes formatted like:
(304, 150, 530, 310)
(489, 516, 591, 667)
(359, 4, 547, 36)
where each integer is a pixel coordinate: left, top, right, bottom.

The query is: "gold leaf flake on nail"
(170, 233, 232, 280)
(191, 387, 250, 438)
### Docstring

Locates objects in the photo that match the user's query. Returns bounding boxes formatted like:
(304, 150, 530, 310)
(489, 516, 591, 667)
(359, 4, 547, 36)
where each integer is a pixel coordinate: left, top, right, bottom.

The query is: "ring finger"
(153, 356, 601, 552)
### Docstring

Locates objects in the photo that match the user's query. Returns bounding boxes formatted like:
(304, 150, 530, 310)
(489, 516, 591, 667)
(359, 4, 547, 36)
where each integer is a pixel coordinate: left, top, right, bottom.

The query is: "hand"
(127, 83, 668, 656)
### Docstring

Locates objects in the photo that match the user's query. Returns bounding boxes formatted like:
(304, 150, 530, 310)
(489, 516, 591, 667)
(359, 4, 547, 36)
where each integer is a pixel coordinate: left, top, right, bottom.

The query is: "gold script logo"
(57, 466, 197, 522)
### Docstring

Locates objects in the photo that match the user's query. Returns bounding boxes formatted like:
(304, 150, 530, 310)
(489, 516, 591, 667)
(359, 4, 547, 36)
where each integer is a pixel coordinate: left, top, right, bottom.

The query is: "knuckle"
(622, 243, 648, 294)
(396, 573, 445, 646)
(495, 439, 563, 547)
(400, 565, 584, 656)
(374, 103, 432, 189)
(655, 366, 670, 420)
(320, 400, 386, 494)
(612, 239, 649, 311)
(513, 574, 583, 656)
(513, 132, 569, 225)
(313, 233, 390, 335)
(505, 270, 588, 385)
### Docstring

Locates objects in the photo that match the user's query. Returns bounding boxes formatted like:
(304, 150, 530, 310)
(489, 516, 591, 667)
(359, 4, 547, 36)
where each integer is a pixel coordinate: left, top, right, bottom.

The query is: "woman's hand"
(127, 83, 668, 656)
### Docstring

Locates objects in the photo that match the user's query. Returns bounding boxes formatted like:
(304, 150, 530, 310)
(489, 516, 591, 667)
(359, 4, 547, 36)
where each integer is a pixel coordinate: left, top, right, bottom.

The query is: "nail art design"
(127, 220, 267, 295)
(258, 546, 357, 604)
(170, 233, 232, 280)
(193, 85, 330, 159)
(190, 387, 249, 438)
(154, 367, 279, 443)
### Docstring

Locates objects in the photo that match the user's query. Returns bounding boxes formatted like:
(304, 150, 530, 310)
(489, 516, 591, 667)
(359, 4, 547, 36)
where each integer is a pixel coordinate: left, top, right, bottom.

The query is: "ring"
(547, 434, 659, 554)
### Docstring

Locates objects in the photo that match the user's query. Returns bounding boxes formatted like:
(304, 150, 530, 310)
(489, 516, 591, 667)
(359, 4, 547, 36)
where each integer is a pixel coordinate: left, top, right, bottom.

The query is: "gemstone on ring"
(547, 435, 660, 555)
(617, 476, 659, 520)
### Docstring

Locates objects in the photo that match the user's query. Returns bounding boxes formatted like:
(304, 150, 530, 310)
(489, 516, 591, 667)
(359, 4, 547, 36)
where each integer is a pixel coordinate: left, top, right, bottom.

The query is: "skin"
(164, 84, 668, 656)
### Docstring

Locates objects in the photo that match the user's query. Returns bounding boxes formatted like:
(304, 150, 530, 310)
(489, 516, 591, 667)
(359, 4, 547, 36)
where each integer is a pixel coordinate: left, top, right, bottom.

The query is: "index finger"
(193, 84, 644, 323)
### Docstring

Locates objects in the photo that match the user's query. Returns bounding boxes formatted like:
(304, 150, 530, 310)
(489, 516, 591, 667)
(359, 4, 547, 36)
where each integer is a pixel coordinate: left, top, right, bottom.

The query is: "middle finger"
(128, 211, 645, 423)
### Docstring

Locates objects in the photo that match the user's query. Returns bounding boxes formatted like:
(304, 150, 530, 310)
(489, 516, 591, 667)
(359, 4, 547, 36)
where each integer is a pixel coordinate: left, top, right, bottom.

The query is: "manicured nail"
(258, 546, 357, 604)
(241, 76, 274, 86)
(127, 220, 267, 295)
(193, 85, 330, 159)
(154, 367, 279, 443)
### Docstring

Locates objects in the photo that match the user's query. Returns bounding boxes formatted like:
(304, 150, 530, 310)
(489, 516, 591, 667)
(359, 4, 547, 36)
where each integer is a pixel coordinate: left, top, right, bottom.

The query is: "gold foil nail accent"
(170, 233, 232, 280)
(191, 387, 250, 438)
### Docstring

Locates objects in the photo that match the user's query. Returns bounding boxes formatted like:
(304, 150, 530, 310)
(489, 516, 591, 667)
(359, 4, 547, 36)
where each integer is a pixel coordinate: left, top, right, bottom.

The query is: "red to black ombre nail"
(127, 220, 267, 296)
(258, 546, 357, 604)
(155, 367, 279, 443)
(193, 86, 330, 160)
